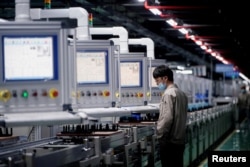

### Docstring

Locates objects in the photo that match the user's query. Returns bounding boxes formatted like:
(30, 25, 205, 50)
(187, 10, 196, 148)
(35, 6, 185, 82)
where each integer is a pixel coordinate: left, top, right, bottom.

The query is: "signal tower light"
(44, 0, 51, 9)
(89, 13, 93, 27)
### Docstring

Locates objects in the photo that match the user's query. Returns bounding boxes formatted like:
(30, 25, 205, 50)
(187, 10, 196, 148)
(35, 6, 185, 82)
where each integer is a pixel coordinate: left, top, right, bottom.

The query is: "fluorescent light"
(163, 13, 232, 68)
(206, 48, 212, 53)
(239, 72, 250, 83)
(178, 28, 189, 34)
(177, 65, 185, 70)
(195, 40, 202, 45)
(176, 70, 193, 74)
(200, 45, 207, 50)
(221, 60, 229, 64)
(187, 34, 196, 40)
(149, 8, 162, 15)
(211, 52, 217, 57)
(215, 55, 223, 61)
(166, 19, 178, 26)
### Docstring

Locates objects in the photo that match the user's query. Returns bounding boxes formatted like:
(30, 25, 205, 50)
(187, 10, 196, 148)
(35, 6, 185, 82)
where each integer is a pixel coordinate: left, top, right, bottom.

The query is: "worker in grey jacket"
(153, 65, 188, 167)
(237, 84, 250, 129)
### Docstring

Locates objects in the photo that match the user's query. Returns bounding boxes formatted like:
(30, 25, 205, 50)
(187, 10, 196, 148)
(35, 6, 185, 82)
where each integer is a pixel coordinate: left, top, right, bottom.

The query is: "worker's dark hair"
(153, 65, 173, 81)
(241, 84, 246, 89)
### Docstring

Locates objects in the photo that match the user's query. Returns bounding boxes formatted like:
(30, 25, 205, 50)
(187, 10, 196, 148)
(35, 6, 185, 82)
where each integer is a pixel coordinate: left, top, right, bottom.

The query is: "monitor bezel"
(76, 49, 109, 85)
(119, 60, 143, 88)
(1, 34, 59, 82)
(148, 65, 159, 88)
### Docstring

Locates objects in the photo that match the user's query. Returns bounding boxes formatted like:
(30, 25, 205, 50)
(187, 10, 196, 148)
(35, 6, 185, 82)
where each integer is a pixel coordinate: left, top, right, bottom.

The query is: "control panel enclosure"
(0, 22, 68, 113)
(114, 53, 147, 107)
(68, 40, 115, 109)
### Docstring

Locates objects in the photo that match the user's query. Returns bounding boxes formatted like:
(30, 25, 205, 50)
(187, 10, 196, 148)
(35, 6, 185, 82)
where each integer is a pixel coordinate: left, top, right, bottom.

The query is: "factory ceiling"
(0, 0, 249, 80)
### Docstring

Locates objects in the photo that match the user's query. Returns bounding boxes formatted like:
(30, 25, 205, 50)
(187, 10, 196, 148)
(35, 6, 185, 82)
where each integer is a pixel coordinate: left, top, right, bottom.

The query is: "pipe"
(110, 37, 155, 59)
(109, 38, 119, 46)
(90, 27, 129, 53)
(30, 7, 90, 40)
(144, 1, 206, 9)
(0, 18, 8, 22)
(15, 0, 31, 22)
(128, 38, 155, 59)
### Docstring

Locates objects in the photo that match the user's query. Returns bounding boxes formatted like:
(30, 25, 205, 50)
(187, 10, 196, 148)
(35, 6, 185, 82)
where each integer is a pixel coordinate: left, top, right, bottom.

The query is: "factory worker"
(153, 65, 188, 167)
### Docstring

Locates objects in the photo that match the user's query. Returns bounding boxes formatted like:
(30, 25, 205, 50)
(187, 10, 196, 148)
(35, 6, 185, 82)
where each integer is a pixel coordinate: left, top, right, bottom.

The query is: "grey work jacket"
(237, 92, 250, 111)
(157, 84, 188, 145)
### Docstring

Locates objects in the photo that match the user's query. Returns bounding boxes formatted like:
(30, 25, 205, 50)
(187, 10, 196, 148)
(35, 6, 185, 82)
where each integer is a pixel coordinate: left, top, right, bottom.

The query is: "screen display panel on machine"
(148, 66, 158, 88)
(2, 35, 58, 81)
(120, 61, 142, 87)
(76, 50, 109, 84)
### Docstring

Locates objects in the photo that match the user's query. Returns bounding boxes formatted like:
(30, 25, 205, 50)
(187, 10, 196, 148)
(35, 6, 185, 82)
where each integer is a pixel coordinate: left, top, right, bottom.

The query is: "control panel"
(146, 60, 167, 104)
(0, 22, 68, 113)
(114, 52, 148, 107)
(68, 40, 116, 109)
(175, 72, 193, 104)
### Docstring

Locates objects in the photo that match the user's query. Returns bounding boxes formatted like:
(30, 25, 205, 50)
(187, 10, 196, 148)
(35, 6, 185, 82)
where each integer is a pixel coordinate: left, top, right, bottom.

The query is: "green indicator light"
(44, 3, 51, 9)
(44, 0, 51, 9)
(22, 91, 29, 98)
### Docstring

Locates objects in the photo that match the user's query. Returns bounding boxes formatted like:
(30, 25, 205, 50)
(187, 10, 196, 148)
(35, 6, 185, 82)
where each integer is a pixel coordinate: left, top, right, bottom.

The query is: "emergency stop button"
(49, 88, 59, 99)
(0, 89, 11, 102)
(103, 90, 110, 97)
(137, 92, 143, 98)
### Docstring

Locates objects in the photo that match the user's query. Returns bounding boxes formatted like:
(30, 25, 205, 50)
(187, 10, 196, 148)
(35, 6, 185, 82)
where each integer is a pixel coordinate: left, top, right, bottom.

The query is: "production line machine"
(0, 7, 129, 166)
(67, 39, 116, 109)
(146, 59, 169, 105)
(114, 52, 147, 107)
(0, 4, 238, 167)
(0, 21, 69, 113)
(68, 36, 160, 166)
(0, 21, 93, 167)
(0, 20, 161, 166)
(67, 38, 158, 166)
(111, 50, 161, 166)
(113, 51, 160, 121)
(0, 21, 83, 126)
(0, 123, 131, 167)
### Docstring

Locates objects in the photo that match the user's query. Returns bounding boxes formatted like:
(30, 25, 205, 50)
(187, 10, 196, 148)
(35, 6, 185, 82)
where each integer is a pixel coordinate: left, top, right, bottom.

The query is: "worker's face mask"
(158, 82, 167, 90)
(241, 89, 246, 94)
